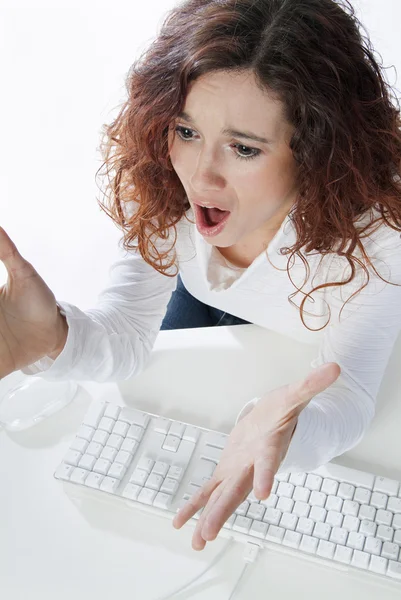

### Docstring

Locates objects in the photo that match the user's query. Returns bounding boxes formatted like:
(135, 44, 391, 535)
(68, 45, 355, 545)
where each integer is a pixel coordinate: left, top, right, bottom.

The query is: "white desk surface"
(1, 324, 401, 600)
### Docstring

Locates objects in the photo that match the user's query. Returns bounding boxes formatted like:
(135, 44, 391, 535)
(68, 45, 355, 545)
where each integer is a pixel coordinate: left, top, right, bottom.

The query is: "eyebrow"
(177, 111, 272, 145)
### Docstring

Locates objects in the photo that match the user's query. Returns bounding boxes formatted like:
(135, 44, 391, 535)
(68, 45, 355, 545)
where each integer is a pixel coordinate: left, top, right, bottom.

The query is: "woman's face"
(168, 69, 299, 252)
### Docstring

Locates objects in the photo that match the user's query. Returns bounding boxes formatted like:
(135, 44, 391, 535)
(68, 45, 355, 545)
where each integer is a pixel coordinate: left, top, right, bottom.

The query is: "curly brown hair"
(96, 0, 401, 330)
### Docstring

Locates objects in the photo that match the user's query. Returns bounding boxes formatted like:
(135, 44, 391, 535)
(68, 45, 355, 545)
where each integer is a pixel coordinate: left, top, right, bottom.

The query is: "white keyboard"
(55, 400, 401, 585)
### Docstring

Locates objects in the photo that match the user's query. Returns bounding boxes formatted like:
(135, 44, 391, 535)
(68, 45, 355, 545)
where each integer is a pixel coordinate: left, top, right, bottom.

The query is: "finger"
(192, 483, 226, 550)
(253, 439, 282, 500)
(172, 477, 219, 529)
(287, 362, 341, 411)
(0, 226, 35, 279)
(200, 472, 252, 542)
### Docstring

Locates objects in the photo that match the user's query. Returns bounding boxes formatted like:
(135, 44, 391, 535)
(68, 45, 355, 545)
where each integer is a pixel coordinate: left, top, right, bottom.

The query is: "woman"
(1, 0, 401, 551)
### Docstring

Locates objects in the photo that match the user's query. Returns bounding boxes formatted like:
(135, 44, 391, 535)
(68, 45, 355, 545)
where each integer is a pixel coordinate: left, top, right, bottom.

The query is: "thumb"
(287, 362, 341, 410)
(0, 226, 34, 280)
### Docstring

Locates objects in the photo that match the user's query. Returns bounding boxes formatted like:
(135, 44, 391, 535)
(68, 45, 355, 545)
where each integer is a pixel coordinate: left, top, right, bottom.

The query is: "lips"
(192, 199, 231, 213)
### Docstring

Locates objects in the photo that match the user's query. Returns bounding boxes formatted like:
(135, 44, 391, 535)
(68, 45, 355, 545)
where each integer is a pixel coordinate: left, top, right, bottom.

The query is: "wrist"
(48, 304, 69, 360)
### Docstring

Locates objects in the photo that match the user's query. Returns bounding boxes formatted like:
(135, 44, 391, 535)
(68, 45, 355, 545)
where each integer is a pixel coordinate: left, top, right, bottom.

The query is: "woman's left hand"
(173, 362, 341, 550)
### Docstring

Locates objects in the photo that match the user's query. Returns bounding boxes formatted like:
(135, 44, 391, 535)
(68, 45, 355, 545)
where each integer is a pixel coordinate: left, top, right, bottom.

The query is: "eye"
(174, 125, 261, 162)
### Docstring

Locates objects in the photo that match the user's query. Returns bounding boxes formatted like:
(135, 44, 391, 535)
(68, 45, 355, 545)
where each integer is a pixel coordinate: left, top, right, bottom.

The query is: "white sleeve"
(21, 243, 177, 382)
(238, 228, 401, 474)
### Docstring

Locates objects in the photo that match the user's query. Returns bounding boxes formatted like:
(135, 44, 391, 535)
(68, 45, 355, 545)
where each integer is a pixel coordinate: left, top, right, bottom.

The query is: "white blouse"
(22, 207, 401, 473)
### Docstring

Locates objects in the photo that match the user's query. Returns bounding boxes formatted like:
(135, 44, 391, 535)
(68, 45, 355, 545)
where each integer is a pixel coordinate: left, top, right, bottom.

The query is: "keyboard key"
(309, 506, 327, 523)
(103, 404, 121, 420)
(377, 525, 394, 542)
(161, 478, 179, 495)
(153, 492, 172, 509)
(263, 508, 281, 526)
(313, 464, 375, 490)
(98, 417, 115, 434)
(163, 434, 180, 452)
(70, 437, 89, 454)
(137, 487, 157, 505)
(64, 450, 82, 467)
(112, 421, 129, 437)
(275, 473, 289, 482)
(351, 550, 370, 569)
(108, 462, 127, 479)
(146, 473, 163, 491)
(326, 511, 343, 528)
(92, 430, 109, 446)
(153, 417, 171, 435)
(358, 504, 376, 521)
(249, 521, 268, 539)
(338, 483, 355, 500)
(232, 516, 252, 534)
(127, 425, 144, 442)
(277, 482, 294, 498)
(300, 534, 318, 554)
(78, 454, 96, 471)
(346, 532, 365, 551)
(360, 519, 377, 538)
(100, 476, 119, 493)
(309, 491, 326, 507)
(115, 450, 132, 468)
(189, 459, 215, 486)
(283, 530, 302, 548)
(369, 555, 388, 574)
(137, 457, 155, 473)
(261, 493, 278, 509)
(325, 495, 343, 512)
(305, 474, 323, 492)
(236, 501, 249, 516)
(313, 522, 331, 541)
(204, 431, 227, 449)
(316, 539, 335, 559)
(330, 527, 348, 546)
(293, 487, 310, 503)
(266, 525, 285, 543)
(370, 492, 388, 509)
(334, 545, 352, 564)
(107, 434, 123, 450)
(152, 461, 170, 477)
(321, 478, 338, 496)
(121, 438, 138, 454)
(376, 509, 393, 526)
(247, 503, 265, 521)
(100, 446, 117, 462)
(77, 425, 95, 442)
(364, 537, 382, 556)
(93, 458, 111, 475)
(374, 477, 399, 497)
(276, 497, 294, 513)
(167, 466, 183, 481)
(86, 442, 103, 458)
(120, 408, 149, 428)
(381, 542, 400, 560)
(183, 425, 200, 443)
(354, 487, 371, 505)
(130, 469, 148, 486)
(85, 472, 104, 489)
(70, 468, 89, 484)
(168, 421, 185, 438)
(342, 500, 359, 517)
(293, 501, 310, 518)
(122, 483, 141, 500)
(289, 473, 306, 487)
(387, 560, 401, 580)
(82, 402, 106, 428)
(296, 517, 314, 536)
(342, 516, 360, 532)
(201, 445, 222, 464)
(279, 513, 297, 531)
(222, 515, 236, 529)
(387, 497, 401, 514)
(55, 463, 74, 481)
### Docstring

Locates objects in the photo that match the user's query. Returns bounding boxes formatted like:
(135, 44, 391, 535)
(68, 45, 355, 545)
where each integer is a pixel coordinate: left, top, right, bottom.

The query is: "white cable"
(154, 537, 234, 600)
(227, 542, 262, 600)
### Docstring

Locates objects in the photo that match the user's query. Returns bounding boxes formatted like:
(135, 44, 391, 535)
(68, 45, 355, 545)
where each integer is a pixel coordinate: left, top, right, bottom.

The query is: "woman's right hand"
(0, 226, 69, 379)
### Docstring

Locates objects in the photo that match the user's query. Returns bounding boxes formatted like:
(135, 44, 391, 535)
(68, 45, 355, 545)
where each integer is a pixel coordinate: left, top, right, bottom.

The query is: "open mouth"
(201, 206, 230, 226)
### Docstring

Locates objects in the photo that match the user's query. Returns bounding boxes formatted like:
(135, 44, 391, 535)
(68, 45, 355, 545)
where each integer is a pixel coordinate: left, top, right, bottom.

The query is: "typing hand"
(172, 362, 340, 550)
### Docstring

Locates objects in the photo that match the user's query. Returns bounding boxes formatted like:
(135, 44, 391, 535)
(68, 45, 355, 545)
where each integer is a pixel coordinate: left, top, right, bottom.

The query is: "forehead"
(184, 70, 290, 139)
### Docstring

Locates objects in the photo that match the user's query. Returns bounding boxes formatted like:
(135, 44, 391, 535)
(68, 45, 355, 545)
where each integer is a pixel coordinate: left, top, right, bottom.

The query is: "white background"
(1, 0, 400, 310)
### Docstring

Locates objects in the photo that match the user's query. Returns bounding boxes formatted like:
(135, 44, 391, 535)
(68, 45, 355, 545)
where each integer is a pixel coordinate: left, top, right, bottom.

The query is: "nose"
(189, 147, 225, 192)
